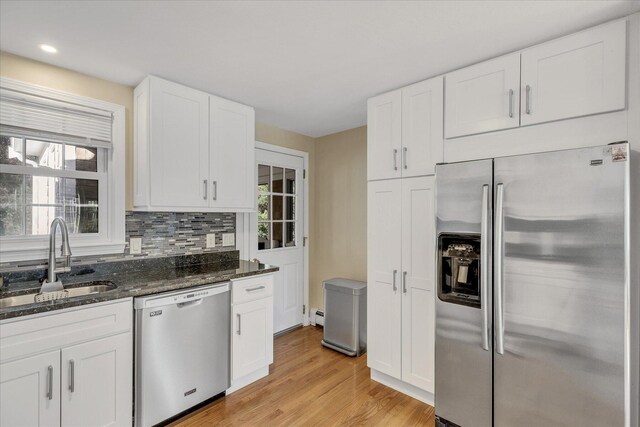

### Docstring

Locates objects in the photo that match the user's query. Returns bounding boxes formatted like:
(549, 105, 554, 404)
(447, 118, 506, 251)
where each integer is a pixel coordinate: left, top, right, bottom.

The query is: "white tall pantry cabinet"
(367, 75, 441, 404)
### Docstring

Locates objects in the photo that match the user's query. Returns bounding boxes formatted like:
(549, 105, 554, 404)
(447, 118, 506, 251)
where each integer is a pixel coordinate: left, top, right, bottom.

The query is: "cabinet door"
(367, 179, 402, 378)
(445, 53, 521, 138)
(61, 333, 132, 427)
(210, 97, 256, 210)
(149, 77, 210, 208)
(401, 77, 444, 177)
(367, 90, 402, 180)
(232, 297, 274, 381)
(0, 350, 60, 427)
(401, 176, 436, 392)
(521, 19, 626, 126)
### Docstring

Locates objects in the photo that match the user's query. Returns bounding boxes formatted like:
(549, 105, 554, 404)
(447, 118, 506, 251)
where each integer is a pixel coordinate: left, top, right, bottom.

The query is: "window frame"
(0, 77, 126, 262)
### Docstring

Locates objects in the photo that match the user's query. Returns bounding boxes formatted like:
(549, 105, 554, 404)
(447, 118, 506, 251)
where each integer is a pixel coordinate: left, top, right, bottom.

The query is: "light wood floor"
(170, 326, 435, 426)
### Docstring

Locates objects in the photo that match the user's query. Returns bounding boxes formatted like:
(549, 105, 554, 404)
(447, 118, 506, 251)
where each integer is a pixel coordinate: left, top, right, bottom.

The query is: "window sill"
(0, 238, 126, 263)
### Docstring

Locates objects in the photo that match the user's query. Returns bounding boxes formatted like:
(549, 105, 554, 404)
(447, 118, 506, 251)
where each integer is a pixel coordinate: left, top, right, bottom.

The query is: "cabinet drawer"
(232, 274, 274, 304)
(0, 299, 132, 363)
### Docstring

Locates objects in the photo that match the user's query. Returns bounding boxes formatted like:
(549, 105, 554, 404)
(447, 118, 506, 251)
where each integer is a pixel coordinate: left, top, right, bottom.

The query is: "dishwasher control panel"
(134, 282, 231, 309)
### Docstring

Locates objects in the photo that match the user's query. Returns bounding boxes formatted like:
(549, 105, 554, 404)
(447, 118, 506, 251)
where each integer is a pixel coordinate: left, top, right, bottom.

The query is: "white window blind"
(0, 88, 113, 148)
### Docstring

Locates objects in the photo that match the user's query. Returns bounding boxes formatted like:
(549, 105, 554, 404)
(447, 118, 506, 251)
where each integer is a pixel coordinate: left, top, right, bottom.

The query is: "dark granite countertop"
(0, 253, 278, 321)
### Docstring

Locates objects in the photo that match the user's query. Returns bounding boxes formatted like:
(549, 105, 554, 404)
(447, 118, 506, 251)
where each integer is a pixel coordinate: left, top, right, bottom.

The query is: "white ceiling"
(1, 1, 639, 137)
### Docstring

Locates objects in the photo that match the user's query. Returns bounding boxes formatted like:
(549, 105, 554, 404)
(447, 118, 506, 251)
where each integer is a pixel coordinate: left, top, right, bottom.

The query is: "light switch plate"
(130, 238, 142, 254)
(206, 233, 216, 248)
(222, 233, 235, 247)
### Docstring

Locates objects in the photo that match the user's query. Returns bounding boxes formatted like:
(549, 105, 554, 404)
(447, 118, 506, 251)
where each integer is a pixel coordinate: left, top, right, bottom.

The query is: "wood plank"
(169, 326, 435, 426)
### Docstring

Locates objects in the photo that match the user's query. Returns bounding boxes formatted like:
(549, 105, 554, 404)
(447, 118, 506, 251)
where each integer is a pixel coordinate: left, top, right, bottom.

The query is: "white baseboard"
(309, 307, 324, 326)
(226, 366, 269, 394)
(370, 369, 434, 406)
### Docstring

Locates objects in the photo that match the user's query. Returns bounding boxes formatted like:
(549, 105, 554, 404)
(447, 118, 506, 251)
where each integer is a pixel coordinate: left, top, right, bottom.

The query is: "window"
(0, 78, 125, 262)
(1, 135, 104, 236)
(258, 163, 296, 250)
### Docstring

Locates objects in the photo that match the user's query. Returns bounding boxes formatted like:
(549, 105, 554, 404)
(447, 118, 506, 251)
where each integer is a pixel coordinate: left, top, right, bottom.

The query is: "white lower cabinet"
(229, 274, 274, 393)
(1, 350, 61, 427)
(61, 334, 132, 427)
(0, 299, 133, 427)
(367, 177, 436, 401)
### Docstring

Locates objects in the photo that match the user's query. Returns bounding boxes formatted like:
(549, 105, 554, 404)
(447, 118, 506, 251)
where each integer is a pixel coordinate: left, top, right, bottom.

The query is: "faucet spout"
(42, 217, 72, 292)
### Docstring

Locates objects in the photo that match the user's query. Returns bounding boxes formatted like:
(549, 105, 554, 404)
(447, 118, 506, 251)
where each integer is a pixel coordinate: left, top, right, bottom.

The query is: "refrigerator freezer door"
(493, 144, 628, 426)
(435, 159, 493, 427)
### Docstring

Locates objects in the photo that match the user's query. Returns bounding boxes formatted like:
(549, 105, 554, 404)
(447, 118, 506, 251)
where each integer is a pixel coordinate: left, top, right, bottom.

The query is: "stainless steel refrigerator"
(434, 143, 632, 427)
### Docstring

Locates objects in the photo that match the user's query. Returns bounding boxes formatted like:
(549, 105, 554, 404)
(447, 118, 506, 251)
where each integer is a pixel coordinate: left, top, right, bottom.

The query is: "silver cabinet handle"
(393, 149, 398, 171)
(392, 269, 398, 291)
(480, 184, 490, 351)
(203, 180, 208, 200)
(508, 89, 514, 118)
(402, 271, 407, 293)
(495, 183, 505, 355)
(212, 181, 218, 201)
(47, 365, 53, 400)
(402, 147, 408, 170)
(525, 85, 531, 115)
(245, 286, 265, 292)
(237, 313, 241, 335)
(69, 359, 75, 392)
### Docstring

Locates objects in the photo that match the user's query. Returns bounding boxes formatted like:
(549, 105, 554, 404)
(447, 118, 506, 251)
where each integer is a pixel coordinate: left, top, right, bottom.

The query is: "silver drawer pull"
(245, 286, 265, 292)
(69, 359, 75, 392)
(47, 365, 53, 400)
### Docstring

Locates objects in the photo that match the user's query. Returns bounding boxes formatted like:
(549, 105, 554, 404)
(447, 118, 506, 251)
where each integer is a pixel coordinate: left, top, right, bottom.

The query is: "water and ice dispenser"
(437, 234, 482, 308)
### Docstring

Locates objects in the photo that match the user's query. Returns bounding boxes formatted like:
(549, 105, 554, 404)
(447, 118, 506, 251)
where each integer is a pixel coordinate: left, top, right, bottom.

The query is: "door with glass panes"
(249, 148, 304, 333)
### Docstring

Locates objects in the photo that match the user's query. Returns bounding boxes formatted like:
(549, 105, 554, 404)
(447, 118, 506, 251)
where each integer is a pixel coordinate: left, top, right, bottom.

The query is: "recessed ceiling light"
(39, 44, 57, 54)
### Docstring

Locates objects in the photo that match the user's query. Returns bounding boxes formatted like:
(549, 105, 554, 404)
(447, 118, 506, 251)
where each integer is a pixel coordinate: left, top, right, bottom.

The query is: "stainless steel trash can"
(321, 278, 367, 356)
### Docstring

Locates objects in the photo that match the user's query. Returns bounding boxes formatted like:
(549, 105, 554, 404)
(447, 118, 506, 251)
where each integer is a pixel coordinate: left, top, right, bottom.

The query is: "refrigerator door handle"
(495, 183, 505, 355)
(481, 184, 490, 351)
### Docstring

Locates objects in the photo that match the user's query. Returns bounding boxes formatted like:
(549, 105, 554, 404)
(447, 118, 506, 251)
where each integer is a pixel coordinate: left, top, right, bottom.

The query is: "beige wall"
(0, 52, 136, 209)
(0, 52, 366, 312)
(314, 127, 367, 309)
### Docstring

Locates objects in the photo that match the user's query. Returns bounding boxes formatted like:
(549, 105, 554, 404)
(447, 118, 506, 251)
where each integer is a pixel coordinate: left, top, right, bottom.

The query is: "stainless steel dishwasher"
(134, 282, 230, 427)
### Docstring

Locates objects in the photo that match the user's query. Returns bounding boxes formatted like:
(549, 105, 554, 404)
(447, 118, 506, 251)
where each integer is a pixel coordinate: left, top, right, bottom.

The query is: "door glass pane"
(65, 145, 98, 172)
(258, 193, 270, 221)
(273, 222, 283, 248)
(272, 167, 283, 193)
(258, 164, 270, 192)
(0, 136, 24, 165)
(285, 196, 295, 220)
(272, 195, 283, 220)
(285, 222, 295, 247)
(25, 139, 63, 169)
(258, 222, 271, 250)
(285, 169, 295, 194)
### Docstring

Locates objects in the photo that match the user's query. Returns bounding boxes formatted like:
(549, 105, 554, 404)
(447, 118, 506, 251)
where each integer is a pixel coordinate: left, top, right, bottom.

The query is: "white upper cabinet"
(445, 53, 521, 138)
(134, 76, 256, 212)
(401, 77, 444, 176)
(210, 97, 256, 210)
(367, 90, 402, 180)
(148, 77, 210, 208)
(520, 19, 627, 126)
(368, 76, 444, 180)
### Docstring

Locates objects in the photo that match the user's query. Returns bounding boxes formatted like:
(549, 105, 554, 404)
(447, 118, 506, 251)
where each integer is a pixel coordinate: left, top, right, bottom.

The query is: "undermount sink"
(0, 281, 117, 309)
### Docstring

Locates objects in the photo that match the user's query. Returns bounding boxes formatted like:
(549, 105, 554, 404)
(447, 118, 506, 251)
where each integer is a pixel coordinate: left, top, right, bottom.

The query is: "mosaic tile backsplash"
(0, 211, 236, 272)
